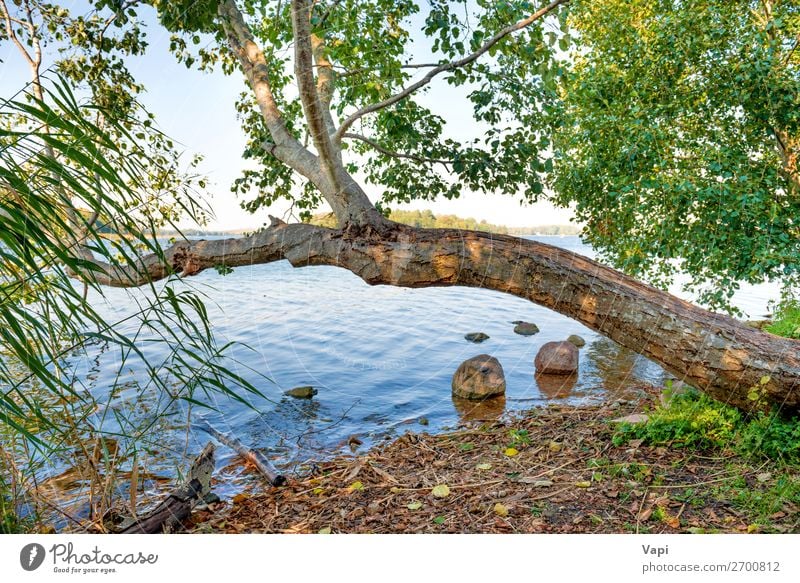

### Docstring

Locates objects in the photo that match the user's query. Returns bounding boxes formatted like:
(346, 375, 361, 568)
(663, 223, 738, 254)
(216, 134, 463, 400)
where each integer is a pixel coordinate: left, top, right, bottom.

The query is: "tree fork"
(87, 218, 800, 414)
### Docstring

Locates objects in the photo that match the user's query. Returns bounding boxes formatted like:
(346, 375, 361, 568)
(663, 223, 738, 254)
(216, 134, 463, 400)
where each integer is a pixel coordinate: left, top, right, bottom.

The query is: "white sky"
(0, 3, 575, 231)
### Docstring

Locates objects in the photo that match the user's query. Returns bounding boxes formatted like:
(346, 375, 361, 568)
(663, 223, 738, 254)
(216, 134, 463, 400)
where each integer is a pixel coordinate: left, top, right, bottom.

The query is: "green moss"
(765, 301, 800, 339)
(614, 390, 800, 461)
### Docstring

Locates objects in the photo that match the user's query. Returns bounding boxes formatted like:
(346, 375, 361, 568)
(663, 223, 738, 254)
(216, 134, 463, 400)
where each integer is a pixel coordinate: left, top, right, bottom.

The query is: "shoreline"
(186, 385, 798, 534)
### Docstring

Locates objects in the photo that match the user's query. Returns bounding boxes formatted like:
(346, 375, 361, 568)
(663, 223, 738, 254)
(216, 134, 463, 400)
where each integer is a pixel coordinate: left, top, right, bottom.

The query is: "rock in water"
(513, 321, 540, 336)
(567, 334, 586, 348)
(534, 341, 579, 375)
(451, 354, 506, 400)
(464, 332, 490, 343)
(284, 386, 317, 399)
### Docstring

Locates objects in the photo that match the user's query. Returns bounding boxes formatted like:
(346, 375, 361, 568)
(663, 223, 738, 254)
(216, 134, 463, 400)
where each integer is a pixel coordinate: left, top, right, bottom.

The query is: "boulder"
(284, 386, 317, 399)
(567, 334, 586, 348)
(464, 332, 490, 343)
(534, 341, 579, 375)
(451, 354, 506, 400)
(513, 321, 540, 336)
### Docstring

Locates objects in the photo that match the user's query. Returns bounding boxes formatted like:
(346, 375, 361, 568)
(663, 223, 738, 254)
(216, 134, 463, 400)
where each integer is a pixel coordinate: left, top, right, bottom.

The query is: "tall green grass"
(0, 76, 268, 531)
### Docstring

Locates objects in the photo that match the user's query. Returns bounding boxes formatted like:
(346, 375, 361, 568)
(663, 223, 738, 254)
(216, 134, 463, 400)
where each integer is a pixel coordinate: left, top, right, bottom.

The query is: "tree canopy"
(554, 0, 800, 309)
(149, 0, 798, 310)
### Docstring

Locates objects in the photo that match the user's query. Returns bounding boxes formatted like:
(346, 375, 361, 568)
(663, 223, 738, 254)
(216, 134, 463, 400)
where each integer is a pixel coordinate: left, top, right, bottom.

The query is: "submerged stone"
(464, 332, 490, 343)
(534, 341, 579, 375)
(567, 334, 586, 348)
(284, 386, 317, 399)
(513, 321, 540, 336)
(451, 354, 506, 400)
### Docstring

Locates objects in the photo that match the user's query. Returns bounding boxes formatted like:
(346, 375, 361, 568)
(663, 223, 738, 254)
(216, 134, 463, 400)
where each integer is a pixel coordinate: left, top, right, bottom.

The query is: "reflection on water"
(535, 373, 578, 399)
(9, 236, 781, 513)
(452, 395, 507, 422)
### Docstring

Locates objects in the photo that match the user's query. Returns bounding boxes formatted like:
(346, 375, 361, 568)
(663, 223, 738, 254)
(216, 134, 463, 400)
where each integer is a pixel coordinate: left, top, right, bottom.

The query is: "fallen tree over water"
(84, 215, 800, 414)
(70, 0, 800, 414)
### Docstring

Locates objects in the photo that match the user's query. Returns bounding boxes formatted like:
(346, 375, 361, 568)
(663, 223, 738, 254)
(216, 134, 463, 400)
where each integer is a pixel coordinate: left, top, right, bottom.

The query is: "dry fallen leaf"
(431, 484, 450, 498)
(665, 516, 680, 528)
(476, 463, 493, 470)
(407, 501, 422, 511)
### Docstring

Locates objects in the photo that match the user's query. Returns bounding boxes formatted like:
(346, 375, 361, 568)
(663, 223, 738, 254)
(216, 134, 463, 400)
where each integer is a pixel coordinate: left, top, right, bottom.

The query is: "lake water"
(41, 236, 782, 512)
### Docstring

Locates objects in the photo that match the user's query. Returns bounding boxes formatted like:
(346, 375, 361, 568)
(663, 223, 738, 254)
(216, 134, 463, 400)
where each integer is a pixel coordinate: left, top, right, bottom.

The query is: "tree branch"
(343, 132, 453, 170)
(335, 62, 442, 79)
(333, 0, 570, 142)
(220, 0, 382, 227)
(311, 33, 338, 142)
(291, 0, 346, 194)
(217, 0, 322, 185)
(0, 0, 35, 68)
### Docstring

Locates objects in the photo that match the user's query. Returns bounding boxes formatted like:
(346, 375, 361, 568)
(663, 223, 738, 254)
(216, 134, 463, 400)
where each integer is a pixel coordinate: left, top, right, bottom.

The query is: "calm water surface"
(50, 236, 781, 507)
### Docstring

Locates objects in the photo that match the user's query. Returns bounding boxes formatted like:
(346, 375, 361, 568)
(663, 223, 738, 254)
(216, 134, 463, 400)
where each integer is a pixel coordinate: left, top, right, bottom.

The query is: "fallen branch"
(117, 442, 215, 534)
(196, 418, 286, 486)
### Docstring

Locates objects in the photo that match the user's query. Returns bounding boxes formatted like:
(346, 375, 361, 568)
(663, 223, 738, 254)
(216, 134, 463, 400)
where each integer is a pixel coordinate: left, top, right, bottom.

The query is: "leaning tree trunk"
(67, 0, 799, 414)
(89, 218, 800, 414)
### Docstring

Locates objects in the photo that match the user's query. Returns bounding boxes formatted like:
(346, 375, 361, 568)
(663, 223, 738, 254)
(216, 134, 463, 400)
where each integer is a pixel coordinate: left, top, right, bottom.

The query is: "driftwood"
(196, 418, 286, 486)
(116, 442, 215, 534)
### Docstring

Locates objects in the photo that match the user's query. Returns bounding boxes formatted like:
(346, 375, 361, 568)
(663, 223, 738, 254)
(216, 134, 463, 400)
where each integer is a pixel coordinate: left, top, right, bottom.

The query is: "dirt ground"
(187, 385, 798, 534)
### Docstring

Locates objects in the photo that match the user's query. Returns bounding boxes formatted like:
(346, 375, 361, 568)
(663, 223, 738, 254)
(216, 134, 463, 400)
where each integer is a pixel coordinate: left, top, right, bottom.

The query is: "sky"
(0, 2, 575, 231)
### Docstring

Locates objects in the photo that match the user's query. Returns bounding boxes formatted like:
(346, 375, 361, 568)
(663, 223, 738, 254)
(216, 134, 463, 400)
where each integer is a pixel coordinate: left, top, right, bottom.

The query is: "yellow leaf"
(494, 503, 509, 517)
(318, 527, 332, 534)
(548, 441, 562, 452)
(475, 463, 492, 470)
(504, 447, 519, 457)
(312, 487, 325, 495)
(575, 481, 592, 488)
(407, 501, 422, 510)
(349, 481, 364, 491)
(431, 484, 450, 498)
(665, 516, 680, 528)
(390, 486, 401, 494)
(747, 524, 759, 533)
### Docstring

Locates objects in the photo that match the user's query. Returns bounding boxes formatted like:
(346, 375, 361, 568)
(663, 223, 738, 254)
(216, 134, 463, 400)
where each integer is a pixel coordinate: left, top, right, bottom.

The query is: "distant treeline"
(313, 209, 510, 233)
(136, 210, 581, 238)
(507, 224, 582, 236)
(309, 209, 580, 236)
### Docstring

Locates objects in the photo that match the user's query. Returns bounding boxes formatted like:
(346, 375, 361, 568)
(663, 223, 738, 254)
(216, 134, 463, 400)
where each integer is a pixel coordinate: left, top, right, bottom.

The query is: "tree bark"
(87, 218, 800, 414)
